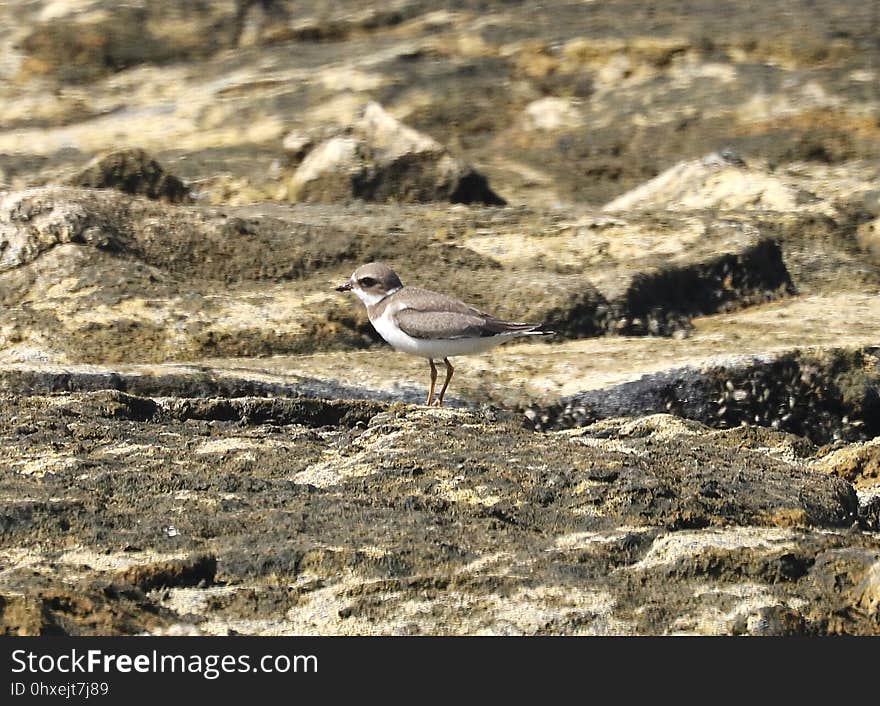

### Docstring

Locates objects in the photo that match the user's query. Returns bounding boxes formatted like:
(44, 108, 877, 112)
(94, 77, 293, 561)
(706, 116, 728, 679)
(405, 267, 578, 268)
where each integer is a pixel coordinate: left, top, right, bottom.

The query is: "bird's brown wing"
(395, 309, 494, 340)
(390, 288, 488, 316)
(391, 288, 541, 340)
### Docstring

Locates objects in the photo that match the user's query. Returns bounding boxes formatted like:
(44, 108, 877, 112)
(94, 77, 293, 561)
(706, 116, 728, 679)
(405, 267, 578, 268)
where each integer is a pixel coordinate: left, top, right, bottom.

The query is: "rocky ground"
(1, 0, 880, 635)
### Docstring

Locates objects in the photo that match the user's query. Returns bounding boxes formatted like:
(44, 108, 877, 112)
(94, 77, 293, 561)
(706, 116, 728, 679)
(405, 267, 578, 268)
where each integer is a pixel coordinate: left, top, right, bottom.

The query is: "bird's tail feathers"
(494, 321, 555, 336)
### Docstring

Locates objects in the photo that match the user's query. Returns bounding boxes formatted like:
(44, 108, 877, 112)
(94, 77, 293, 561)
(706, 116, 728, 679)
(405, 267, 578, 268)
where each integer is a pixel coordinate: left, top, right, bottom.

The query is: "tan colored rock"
(359, 101, 442, 156)
(854, 561, 880, 618)
(814, 438, 880, 488)
(283, 102, 505, 205)
(281, 131, 314, 159)
(280, 127, 347, 167)
(521, 97, 584, 132)
(0, 189, 96, 272)
(603, 152, 815, 212)
(284, 135, 362, 202)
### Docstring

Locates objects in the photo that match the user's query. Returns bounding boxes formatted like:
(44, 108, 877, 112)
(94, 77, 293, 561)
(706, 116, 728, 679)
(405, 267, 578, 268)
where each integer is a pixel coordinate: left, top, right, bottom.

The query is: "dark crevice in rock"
(548, 237, 794, 338)
(159, 396, 388, 428)
(610, 238, 794, 336)
(348, 156, 506, 205)
(118, 554, 217, 592)
(448, 170, 507, 206)
(65, 149, 191, 204)
(0, 368, 460, 407)
(2, 387, 390, 428)
(528, 347, 880, 444)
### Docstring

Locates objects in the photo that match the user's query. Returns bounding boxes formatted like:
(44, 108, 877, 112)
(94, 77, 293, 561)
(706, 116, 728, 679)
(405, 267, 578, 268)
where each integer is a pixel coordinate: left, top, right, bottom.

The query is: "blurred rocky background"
(2, 0, 880, 636)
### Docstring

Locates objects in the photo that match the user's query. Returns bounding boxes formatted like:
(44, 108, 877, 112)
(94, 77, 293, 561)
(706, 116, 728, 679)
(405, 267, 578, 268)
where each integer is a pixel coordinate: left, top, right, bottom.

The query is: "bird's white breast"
(371, 305, 424, 355)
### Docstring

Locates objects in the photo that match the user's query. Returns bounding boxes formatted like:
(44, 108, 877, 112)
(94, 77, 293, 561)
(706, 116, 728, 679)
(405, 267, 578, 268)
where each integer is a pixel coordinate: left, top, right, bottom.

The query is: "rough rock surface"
(1, 0, 880, 636)
(282, 103, 505, 205)
(1, 395, 877, 636)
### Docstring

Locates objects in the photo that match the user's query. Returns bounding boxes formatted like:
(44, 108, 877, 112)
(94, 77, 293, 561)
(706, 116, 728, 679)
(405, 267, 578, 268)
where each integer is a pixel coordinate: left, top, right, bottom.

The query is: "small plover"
(335, 262, 550, 406)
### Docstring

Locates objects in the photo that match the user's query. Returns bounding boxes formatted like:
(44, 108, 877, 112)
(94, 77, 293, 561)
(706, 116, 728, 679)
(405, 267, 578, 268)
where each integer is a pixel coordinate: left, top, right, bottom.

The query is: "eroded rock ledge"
(532, 346, 880, 443)
(0, 188, 802, 365)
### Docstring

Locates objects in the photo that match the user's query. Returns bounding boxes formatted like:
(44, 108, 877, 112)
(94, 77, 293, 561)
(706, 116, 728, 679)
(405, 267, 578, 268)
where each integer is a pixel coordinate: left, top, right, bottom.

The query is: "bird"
(335, 262, 551, 406)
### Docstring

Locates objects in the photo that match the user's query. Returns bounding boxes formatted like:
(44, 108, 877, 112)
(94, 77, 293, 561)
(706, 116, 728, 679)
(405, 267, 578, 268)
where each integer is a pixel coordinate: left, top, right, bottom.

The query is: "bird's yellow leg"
(435, 358, 454, 407)
(426, 359, 438, 405)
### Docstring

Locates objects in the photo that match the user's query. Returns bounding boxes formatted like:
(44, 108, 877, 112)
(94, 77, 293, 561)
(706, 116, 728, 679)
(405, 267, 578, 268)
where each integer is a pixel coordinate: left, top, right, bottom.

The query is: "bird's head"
(335, 262, 404, 306)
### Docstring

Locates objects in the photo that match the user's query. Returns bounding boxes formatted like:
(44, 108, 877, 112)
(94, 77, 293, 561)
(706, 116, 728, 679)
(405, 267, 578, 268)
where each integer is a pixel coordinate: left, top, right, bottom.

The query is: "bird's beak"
(335, 281, 352, 292)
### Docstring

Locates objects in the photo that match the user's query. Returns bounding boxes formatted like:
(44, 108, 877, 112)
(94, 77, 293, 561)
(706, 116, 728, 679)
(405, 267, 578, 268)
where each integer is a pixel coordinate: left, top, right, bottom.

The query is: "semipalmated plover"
(335, 262, 550, 406)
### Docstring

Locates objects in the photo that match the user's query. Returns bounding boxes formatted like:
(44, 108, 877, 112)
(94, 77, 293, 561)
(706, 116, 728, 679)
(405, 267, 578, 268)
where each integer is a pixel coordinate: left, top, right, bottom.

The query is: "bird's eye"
(358, 277, 377, 287)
